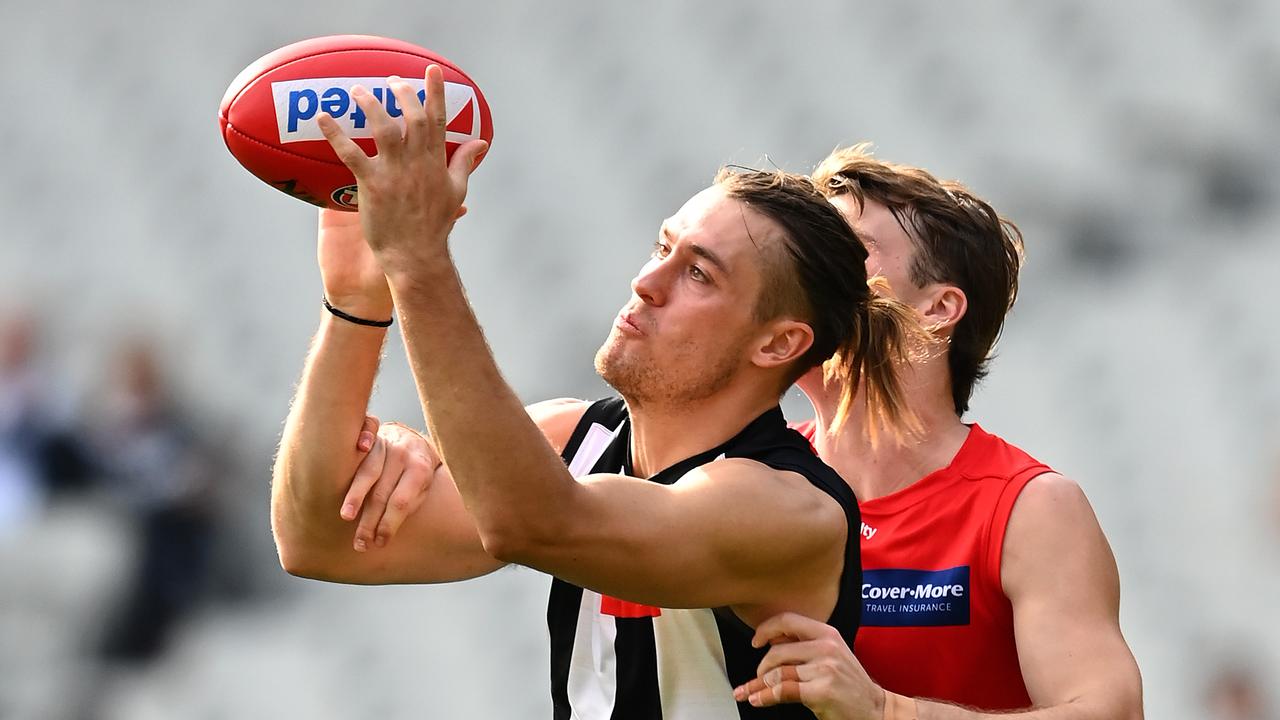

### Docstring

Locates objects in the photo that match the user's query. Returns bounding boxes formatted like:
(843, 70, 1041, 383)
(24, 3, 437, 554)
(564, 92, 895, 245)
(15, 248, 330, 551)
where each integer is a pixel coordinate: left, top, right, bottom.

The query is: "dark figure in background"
(0, 313, 93, 529)
(93, 340, 220, 663)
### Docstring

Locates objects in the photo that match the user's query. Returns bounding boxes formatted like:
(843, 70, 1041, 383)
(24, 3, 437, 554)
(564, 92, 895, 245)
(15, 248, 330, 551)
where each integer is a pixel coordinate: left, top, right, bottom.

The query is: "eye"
(652, 241, 671, 259)
(689, 265, 709, 283)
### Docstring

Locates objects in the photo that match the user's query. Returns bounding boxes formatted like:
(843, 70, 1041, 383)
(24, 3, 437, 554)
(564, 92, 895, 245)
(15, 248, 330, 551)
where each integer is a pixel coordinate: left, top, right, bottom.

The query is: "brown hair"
(813, 144, 1024, 416)
(714, 167, 925, 436)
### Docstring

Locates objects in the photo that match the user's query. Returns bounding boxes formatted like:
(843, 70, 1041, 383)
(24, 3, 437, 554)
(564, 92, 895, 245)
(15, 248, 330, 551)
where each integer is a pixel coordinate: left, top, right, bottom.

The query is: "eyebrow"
(662, 226, 732, 276)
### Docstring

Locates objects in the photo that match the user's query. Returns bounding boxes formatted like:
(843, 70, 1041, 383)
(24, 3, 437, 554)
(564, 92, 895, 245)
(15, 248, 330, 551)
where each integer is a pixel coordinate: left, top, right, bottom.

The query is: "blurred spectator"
(0, 312, 92, 533)
(1206, 661, 1273, 720)
(90, 339, 223, 663)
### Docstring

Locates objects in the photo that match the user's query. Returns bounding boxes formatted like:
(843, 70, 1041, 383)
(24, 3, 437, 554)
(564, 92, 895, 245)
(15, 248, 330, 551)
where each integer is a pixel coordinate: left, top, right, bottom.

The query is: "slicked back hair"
(715, 168, 923, 435)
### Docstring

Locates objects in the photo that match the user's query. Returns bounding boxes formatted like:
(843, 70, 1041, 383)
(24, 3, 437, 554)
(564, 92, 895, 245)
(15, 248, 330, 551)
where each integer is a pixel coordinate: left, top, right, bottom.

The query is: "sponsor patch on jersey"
(861, 566, 970, 627)
(270, 77, 480, 144)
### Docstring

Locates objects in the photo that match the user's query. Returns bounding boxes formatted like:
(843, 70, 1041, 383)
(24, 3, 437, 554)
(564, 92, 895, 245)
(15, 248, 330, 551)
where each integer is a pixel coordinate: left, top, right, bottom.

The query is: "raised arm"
(271, 208, 405, 578)
(735, 473, 1143, 720)
(271, 209, 586, 585)
(315, 68, 848, 617)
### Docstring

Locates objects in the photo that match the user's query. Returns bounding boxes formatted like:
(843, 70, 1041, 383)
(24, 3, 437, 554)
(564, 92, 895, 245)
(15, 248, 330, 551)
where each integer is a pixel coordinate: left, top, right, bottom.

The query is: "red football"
(219, 35, 493, 211)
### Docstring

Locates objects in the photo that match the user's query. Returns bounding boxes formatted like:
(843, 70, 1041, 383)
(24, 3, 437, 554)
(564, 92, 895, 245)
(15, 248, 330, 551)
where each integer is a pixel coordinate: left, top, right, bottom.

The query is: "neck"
(624, 381, 780, 478)
(804, 362, 970, 502)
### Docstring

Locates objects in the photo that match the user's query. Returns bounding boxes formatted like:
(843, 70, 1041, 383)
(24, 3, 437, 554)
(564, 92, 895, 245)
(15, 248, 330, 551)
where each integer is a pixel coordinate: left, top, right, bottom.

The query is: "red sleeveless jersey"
(792, 421, 1050, 710)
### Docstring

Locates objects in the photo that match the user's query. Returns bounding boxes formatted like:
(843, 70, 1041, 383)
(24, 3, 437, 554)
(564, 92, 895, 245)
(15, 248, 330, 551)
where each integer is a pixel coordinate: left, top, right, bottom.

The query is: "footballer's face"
(796, 195, 932, 398)
(828, 195, 929, 308)
(595, 185, 781, 407)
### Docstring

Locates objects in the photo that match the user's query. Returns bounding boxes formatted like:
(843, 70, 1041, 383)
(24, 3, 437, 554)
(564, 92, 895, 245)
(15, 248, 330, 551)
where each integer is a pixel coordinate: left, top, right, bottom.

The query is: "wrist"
(321, 292, 393, 321)
(384, 251, 459, 297)
(322, 296, 394, 328)
(881, 689, 918, 720)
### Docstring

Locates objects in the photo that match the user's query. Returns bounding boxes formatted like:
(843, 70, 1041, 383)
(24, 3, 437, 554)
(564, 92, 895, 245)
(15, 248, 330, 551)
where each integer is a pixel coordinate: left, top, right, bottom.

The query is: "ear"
(920, 284, 967, 334)
(750, 319, 814, 370)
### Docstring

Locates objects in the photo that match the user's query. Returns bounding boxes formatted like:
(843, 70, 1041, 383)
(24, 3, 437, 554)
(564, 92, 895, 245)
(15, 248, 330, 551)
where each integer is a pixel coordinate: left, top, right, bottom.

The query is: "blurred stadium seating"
(1, 1, 1277, 717)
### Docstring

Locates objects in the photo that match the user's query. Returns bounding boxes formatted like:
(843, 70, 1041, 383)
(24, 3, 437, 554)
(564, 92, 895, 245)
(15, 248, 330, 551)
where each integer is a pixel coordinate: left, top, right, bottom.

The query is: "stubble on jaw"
(594, 332, 744, 409)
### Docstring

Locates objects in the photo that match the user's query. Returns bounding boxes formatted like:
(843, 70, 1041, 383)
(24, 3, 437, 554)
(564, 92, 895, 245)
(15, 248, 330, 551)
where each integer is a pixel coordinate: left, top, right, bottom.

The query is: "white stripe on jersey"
(654, 609, 738, 719)
(561, 410, 741, 718)
(568, 422, 623, 477)
(566, 590, 618, 720)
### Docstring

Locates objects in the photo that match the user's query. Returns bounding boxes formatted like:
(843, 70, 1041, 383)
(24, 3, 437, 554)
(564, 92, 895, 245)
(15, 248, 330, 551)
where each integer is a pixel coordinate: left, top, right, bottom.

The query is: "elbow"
(478, 525, 531, 565)
(477, 517, 557, 566)
(277, 545, 317, 579)
(273, 529, 325, 580)
(275, 540, 347, 583)
(271, 514, 343, 582)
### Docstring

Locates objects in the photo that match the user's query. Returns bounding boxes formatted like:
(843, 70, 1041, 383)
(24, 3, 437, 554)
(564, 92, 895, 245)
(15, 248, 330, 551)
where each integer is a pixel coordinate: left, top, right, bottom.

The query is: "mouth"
(614, 310, 646, 337)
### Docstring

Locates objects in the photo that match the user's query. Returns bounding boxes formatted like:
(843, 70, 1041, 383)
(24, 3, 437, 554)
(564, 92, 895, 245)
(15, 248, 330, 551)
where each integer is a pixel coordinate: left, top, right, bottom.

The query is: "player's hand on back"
(733, 612, 883, 720)
(342, 415, 443, 552)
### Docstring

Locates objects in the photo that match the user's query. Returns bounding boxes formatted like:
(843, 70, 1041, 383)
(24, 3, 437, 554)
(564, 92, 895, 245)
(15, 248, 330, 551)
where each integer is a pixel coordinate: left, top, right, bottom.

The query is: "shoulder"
(1008, 472, 1097, 528)
(687, 458, 847, 543)
(1002, 471, 1118, 600)
(527, 398, 591, 454)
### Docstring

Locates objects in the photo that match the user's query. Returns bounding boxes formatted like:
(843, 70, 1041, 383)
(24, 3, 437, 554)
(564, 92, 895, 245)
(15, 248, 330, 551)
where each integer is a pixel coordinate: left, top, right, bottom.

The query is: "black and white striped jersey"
(548, 397, 861, 719)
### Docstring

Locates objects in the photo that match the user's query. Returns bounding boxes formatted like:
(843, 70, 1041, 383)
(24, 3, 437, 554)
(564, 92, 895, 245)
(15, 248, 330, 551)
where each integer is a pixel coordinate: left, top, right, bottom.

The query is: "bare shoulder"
(690, 458, 847, 543)
(526, 398, 590, 454)
(1003, 471, 1120, 603)
(1010, 471, 1098, 524)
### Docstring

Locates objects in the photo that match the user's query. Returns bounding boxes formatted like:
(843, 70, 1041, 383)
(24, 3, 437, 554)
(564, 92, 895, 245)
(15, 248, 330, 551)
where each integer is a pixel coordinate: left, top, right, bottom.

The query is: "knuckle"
(390, 495, 411, 512)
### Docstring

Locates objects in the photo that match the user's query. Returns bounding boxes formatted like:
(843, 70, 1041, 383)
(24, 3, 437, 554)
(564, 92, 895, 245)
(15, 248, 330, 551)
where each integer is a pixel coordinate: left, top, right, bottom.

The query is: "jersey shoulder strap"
(560, 397, 629, 477)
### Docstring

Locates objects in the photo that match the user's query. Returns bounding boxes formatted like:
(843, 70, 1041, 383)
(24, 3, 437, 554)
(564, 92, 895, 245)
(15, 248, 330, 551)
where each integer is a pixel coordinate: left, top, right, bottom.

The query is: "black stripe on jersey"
(550, 398, 855, 719)
(711, 610, 818, 719)
(549, 580, 583, 720)
(610, 617, 662, 720)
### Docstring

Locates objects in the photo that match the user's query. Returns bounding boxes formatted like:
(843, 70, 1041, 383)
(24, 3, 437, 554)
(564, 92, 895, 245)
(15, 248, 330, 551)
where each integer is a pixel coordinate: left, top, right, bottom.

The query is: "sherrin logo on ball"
(219, 35, 493, 211)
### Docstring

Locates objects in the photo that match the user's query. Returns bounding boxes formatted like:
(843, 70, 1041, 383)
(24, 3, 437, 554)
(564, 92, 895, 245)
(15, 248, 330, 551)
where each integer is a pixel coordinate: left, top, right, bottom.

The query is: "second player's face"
(828, 195, 929, 309)
(595, 185, 775, 406)
(794, 194, 930, 397)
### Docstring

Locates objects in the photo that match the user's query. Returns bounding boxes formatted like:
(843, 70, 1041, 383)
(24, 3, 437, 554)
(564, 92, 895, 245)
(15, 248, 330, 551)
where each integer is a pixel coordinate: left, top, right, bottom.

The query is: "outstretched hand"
(317, 65, 488, 281)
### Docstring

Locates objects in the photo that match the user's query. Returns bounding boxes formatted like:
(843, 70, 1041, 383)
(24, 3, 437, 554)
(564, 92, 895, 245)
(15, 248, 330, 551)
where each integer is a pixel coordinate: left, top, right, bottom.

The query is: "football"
(218, 35, 493, 211)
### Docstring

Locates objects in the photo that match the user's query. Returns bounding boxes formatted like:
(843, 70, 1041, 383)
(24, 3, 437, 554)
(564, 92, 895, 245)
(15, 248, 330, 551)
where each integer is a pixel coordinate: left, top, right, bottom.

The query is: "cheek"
(865, 251, 912, 296)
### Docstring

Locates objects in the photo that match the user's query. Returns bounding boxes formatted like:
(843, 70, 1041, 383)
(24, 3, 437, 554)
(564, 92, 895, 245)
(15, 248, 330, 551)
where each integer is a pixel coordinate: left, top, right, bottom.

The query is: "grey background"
(2, 1, 1279, 718)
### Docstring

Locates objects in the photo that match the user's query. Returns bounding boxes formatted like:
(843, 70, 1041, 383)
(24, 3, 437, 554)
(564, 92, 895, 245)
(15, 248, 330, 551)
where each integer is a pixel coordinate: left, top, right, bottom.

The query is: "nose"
(630, 256, 668, 307)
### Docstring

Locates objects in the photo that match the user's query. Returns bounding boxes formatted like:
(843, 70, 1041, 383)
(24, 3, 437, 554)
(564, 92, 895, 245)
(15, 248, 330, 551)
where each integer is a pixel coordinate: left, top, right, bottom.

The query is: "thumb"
(448, 139, 490, 187)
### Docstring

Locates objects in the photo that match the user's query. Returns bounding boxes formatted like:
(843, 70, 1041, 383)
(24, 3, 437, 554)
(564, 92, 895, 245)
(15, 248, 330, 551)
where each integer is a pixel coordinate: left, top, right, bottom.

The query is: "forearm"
(271, 312, 388, 568)
(915, 698, 1119, 720)
(387, 254, 576, 555)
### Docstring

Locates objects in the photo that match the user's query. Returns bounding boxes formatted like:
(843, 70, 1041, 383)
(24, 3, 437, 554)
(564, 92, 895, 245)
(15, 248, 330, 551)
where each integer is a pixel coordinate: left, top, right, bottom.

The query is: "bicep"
(1003, 474, 1143, 717)
(511, 461, 846, 614)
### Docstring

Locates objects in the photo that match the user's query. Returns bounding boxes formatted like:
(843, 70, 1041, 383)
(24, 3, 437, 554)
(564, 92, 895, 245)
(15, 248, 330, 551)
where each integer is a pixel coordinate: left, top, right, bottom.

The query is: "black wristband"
(322, 297, 393, 328)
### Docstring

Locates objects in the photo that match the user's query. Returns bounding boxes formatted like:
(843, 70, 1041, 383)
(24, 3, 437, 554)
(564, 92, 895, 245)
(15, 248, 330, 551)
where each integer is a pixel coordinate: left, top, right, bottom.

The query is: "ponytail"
(824, 276, 928, 443)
